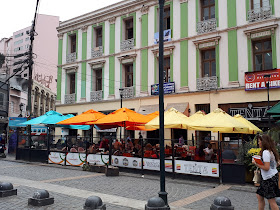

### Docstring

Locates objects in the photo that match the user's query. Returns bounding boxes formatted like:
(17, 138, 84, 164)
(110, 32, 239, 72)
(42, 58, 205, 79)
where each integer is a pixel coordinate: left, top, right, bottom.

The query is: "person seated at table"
(178, 135, 184, 146)
(125, 139, 134, 153)
(133, 141, 142, 156)
(204, 144, 214, 162)
(99, 137, 109, 151)
(145, 143, 153, 151)
(113, 139, 122, 151)
(88, 143, 97, 154)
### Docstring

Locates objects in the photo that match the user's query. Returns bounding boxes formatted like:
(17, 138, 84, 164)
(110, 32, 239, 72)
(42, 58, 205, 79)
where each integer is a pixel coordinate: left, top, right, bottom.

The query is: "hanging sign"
(245, 69, 280, 91)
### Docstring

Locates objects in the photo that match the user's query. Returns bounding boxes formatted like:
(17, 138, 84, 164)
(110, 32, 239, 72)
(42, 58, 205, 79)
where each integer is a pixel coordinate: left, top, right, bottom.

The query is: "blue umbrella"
(22, 110, 90, 130)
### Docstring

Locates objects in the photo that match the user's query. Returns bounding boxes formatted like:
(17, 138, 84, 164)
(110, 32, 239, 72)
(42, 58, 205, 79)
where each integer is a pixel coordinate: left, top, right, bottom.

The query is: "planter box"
(105, 166, 119, 176)
(90, 165, 106, 173)
(222, 163, 245, 184)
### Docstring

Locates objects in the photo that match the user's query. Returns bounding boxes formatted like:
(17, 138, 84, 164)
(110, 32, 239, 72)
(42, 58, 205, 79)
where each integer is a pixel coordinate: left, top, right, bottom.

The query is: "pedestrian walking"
(253, 134, 280, 210)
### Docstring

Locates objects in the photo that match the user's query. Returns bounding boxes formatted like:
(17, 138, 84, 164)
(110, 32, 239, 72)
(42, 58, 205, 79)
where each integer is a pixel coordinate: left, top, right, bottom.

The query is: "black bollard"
(0, 182, 17, 197)
(28, 189, 54, 206)
(210, 196, 234, 210)
(84, 196, 106, 209)
(145, 197, 170, 210)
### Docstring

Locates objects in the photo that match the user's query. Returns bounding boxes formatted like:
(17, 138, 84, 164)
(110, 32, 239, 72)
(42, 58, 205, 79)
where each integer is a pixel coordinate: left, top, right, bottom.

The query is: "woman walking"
(253, 134, 279, 210)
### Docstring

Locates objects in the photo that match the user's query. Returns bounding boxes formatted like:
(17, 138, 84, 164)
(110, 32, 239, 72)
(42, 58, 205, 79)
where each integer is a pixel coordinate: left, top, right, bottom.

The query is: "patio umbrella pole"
(218, 131, 222, 184)
(172, 139, 175, 179)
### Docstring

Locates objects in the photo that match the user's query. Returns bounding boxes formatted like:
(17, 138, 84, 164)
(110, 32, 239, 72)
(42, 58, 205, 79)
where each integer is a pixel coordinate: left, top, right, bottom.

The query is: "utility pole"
(27, 0, 40, 159)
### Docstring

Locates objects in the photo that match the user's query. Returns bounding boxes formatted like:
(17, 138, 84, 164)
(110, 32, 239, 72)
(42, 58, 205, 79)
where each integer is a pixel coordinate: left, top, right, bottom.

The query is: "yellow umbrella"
(188, 108, 249, 133)
(145, 107, 191, 129)
(188, 111, 205, 121)
(234, 114, 262, 134)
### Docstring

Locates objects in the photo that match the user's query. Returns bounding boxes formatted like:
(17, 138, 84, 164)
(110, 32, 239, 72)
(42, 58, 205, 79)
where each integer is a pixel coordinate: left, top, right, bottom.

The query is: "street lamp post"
(264, 74, 271, 129)
(119, 88, 124, 140)
(158, 0, 168, 206)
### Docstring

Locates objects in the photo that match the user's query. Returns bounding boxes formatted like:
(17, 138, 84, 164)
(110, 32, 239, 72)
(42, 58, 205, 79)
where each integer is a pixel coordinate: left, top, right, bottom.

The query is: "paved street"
(0, 157, 264, 209)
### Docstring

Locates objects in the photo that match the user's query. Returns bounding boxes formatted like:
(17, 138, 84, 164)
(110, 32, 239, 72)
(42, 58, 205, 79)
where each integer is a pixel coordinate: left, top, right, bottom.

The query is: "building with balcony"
(56, 0, 280, 140)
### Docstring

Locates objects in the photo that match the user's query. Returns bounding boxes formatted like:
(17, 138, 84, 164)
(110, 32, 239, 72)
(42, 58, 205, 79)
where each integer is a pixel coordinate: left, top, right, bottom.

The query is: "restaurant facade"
(55, 0, 280, 142)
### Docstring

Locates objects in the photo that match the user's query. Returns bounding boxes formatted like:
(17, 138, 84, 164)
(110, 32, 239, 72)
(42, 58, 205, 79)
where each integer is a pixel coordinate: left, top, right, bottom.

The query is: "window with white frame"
(253, 39, 272, 71)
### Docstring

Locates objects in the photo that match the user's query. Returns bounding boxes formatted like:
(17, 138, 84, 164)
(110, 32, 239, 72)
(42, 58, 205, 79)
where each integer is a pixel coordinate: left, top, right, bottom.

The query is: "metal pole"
(171, 139, 175, 180)
(267, 82, 271, 129)
(141, 138, 144, 175)
(120, 96, 122, 141)
(158, 0, 168, 205)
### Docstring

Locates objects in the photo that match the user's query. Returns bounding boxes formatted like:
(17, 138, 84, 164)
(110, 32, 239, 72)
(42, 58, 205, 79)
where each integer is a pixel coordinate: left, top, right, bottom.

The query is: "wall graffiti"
(34, 73, 53, 88)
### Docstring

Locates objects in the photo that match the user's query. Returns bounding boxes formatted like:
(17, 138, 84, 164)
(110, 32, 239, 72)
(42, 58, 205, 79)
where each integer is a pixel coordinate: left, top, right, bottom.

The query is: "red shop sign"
(245, 69, 280, 91)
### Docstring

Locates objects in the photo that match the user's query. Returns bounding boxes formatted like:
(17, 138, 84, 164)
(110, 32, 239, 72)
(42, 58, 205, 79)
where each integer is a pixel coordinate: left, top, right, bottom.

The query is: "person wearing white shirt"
(253, 134, 280, 210)
(203, 144, 214, 161)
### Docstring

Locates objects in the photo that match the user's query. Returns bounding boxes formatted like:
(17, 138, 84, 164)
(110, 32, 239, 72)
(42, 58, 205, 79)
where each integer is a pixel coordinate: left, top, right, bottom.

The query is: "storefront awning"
(165, 103, 189, 116)
(138, 105, 159, 115)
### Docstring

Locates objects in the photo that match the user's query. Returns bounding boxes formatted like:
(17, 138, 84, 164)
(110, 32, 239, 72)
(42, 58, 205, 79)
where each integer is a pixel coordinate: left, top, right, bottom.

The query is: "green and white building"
(56, 0, 280, 139)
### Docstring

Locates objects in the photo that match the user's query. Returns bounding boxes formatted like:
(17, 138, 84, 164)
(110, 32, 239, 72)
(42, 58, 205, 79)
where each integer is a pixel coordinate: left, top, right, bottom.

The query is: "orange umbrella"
(145, 111, 159, 122)
(126, 125, 156, 131)
(57, 109, 106, 125)
(88, 107, 148, 127)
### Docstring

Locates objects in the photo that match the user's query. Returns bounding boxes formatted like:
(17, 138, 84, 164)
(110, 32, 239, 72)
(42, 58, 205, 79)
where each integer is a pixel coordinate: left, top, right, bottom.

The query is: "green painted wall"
(228, 30, 238, 81)
(247, 38, 252, 72)
(57, 39, 63, 100)
(170, 55, 173, 82)
(141, 49, 148, 92)
(75, 72, 77, 101)
(120, 63, 122, 87)
(196, 49, 199, 79)
(181, 2, 188, 38)
(227, 0, 236, 27)
(180, 40, 188, 87)
(215, 0, 219, 27)
(109, 56, 115, 95)
(216, 43, 220, 87)
(246, 0, 249, 21)
(271, 0, 275, 14)
(81, 31, 87, 98)
(141, 14, 148, 47)
(109, 24, 115, 54)
(196, 0, 199, 29)
(272, 33, 277, 68)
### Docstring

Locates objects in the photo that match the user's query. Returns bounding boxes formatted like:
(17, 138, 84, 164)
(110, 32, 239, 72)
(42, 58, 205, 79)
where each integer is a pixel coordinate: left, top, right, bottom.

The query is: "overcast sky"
(0, 0, 123, 38)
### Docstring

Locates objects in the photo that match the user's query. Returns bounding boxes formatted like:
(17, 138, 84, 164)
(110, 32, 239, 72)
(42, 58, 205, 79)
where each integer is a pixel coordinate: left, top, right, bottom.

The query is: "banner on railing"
(87, 154, 109, 165)
(143, 158, 173, 172)
(66, 152, 86, 166)
(48, 152, 65, 165)
(175, 160, 219, 177)
(112, 156, 142, 169)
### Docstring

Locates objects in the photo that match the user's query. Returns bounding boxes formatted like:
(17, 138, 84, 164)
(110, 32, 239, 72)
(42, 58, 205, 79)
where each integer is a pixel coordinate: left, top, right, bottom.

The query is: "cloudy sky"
(1, 0, 123, 38)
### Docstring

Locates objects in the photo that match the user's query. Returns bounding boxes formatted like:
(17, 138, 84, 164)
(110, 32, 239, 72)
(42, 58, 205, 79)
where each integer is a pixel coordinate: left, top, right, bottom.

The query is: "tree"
(0, 53, 5, 68)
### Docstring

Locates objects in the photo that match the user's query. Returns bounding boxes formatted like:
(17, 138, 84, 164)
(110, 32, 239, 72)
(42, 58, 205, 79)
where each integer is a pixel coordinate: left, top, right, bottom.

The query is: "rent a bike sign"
(245, 69, 280, 91)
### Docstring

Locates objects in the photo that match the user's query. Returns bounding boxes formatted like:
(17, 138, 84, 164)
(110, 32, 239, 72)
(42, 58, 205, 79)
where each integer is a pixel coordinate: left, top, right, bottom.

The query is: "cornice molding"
(57, 33, 64, 40)
(193, 36, 221, 49)
(151, 45, 175, 55)
(109, 17, 116, 24)
(244, 24, 278, 38)
(81, 25, 88, 32)
(140, 5, 149, 14)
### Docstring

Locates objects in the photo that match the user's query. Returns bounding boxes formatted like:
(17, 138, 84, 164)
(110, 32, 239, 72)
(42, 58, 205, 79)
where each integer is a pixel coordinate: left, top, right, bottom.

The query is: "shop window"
(253, 39, 272, 71)
(95, 27, 103, 47)
(124, 64, 133, 87)
(201, 48, 216, 77)
(251, 0, 270, 9)
(163, 57, 171, 83)
(201, 0, 215, 20)
(125, 18, 134, 40)
(195, 104, 210, 114)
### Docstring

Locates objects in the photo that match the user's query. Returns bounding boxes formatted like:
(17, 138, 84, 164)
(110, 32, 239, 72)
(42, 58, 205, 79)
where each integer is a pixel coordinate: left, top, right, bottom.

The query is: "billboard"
(245, 69, 280, 91)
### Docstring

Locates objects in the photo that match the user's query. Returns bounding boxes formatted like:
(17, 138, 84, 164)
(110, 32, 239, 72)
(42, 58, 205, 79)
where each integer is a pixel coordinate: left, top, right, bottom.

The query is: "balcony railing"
(65, 93, 76, 104)
(121, 87, 134, 99)
(197, 76, 218, 91)
(90, 90, 103, 102)
(91, 46, 103, 58)
(120, 38, 134, 51)
(66, 52, 76, 63)
(197, 18, 217, 34)
(248, 5, 272, 22)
